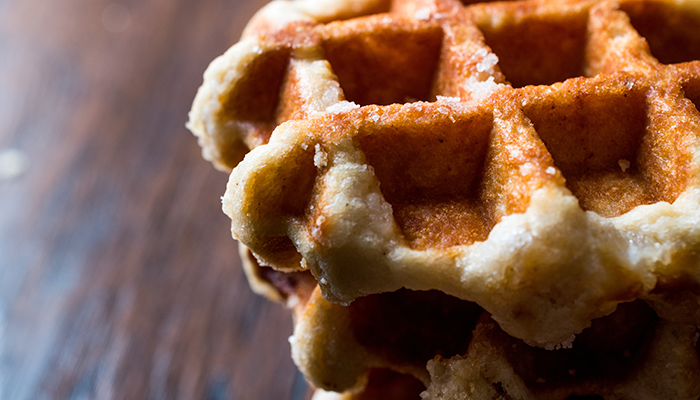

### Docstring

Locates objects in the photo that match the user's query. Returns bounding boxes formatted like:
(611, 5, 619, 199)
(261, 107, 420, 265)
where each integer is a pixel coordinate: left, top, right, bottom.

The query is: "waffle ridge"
(188, 0, 700, 398)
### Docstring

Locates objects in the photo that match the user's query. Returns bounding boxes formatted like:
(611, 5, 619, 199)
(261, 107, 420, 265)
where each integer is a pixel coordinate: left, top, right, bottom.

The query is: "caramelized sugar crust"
(519, 80, 654, 217)
(357, 108, 494, 248)
(475, 5, 590, 88)
(322, 19, 444, 105)
(621, 0, 700, 65)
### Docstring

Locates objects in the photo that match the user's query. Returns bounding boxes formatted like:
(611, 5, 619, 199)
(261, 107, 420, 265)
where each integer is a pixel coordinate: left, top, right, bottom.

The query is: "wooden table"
(0, 0, 312, 398)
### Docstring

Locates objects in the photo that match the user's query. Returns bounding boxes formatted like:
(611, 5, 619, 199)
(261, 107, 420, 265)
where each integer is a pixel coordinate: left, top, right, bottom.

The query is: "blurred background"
(0, 0, 311, 398)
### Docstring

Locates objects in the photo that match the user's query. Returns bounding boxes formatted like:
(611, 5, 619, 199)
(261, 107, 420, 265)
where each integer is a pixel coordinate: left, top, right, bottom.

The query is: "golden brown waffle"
(245, 252, 700, 399)
(422, 302, 700, 400)
(188, 0, 394, 171)
(188, 0, 700, 398)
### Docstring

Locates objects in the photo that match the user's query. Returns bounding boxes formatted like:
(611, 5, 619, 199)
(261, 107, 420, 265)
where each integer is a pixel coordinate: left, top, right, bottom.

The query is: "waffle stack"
(188, 0, 700, 398)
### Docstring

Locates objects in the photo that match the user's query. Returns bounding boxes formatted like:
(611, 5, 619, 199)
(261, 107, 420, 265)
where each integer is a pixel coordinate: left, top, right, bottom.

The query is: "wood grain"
(0, 0, 312, 398)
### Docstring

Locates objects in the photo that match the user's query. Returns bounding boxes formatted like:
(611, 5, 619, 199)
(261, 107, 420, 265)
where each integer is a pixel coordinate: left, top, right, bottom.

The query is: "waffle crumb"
(618, 158, 631, 172)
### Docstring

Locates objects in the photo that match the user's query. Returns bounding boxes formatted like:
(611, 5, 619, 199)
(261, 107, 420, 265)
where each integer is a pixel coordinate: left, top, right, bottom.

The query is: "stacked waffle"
(188, 0, 700, 398)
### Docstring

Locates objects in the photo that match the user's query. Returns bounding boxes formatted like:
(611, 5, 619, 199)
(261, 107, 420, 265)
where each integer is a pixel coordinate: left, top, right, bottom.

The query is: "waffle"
(244, 249, 700, 399)
(188, 0, 700, 398)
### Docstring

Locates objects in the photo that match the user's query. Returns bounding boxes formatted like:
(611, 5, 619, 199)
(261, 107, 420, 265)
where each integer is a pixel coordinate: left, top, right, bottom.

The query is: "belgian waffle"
(244, 248, 700, 399)
(188, 0, 700, 398)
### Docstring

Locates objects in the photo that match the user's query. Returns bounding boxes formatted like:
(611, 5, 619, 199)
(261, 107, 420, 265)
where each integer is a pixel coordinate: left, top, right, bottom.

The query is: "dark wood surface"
(0, 0, 312, 398)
